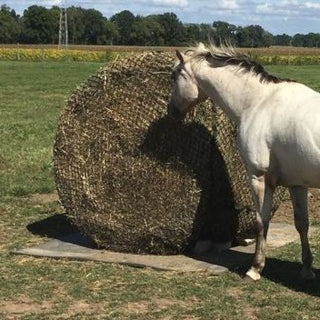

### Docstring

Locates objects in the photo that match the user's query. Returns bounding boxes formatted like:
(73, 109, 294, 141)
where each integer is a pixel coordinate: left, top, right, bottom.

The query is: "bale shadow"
(27, 213, 78, 239)
(27, 214, 97, 248)
(141, 115, 238, 245)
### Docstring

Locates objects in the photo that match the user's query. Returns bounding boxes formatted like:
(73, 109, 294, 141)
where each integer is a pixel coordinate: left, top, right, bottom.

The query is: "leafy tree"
(292, 33, 305, 47)
(48, 6, 60, 44)
(246, 25, 265, 47)
(21, 5, 58, 43)
(67, 6, 85, 44)
(67, 7, 118, 45)
(1, 4, 320, 48)
(198, 24, 216, 43)
(236, 26, 251, 47)
(261, 31, 273, 47)
(131, 16, 165, 46)
(153, 12, 184, 46)
(110, 10, 135, 45)
(304, 33, 320, 47)
(0, 5, 20, 43)
(212, 21, 237, 45)
(273, 34, 292, 46)
(183, 23, 201, 44)
(236, 25, 272, 47)
(82, 8, 108, 44)
(105, 20, 119, 45)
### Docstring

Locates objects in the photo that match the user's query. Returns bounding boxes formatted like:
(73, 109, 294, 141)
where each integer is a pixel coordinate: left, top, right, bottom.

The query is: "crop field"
(0, 44, 319, 64)
(1, 44, 320, 54)
(0, 60, 320, 319)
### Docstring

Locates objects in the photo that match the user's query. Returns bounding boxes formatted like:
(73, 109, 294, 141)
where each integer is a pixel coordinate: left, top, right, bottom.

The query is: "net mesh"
(54, 51, 285, 254)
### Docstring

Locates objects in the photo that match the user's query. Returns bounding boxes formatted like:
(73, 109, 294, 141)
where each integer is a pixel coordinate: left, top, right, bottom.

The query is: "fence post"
(17, 43, 20, 61)
(288, 40, 292, 65)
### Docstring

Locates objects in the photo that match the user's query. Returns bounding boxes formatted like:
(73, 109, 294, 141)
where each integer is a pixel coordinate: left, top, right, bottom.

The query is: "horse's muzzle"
(167, 102, 184, 121)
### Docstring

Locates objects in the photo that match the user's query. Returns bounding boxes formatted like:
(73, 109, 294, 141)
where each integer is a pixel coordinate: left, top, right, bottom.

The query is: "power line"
(58, 1, 68, 49)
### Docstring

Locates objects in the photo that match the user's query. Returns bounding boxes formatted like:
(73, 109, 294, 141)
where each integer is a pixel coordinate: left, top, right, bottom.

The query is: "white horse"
(168, 43, 320, 281)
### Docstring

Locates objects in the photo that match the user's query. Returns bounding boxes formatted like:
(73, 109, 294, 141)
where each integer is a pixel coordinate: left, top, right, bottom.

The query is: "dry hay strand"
(54, 51, 285, 254)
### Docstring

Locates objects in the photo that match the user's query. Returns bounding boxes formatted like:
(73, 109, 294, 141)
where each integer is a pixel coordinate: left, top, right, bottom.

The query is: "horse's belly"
(241, 95, 320, 187)
(272, 150, 320, 187)
(276, 166, 320, 187)
(270, 112, 320, 187)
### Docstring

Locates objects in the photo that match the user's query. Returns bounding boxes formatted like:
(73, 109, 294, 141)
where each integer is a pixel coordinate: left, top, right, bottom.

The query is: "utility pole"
(58, 2, 68, 49)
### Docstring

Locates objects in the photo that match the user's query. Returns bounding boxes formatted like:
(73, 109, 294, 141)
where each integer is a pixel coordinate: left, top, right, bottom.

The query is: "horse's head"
(168, 47, 208, 120)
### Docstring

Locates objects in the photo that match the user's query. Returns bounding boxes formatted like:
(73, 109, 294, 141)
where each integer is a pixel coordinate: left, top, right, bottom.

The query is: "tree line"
(1, 4, 320, 48)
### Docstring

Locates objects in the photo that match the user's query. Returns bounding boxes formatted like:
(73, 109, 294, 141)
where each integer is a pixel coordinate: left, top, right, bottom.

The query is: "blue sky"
(2, 0, 320, 35)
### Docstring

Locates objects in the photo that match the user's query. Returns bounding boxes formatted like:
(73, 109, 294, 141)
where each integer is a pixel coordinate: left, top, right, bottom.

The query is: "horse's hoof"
(301, 269, 316, 280)
(245, 268, 261, 281)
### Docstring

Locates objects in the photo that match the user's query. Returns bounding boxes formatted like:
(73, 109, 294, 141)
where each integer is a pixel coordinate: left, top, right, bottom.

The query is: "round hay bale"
(54, 51, 285, 254)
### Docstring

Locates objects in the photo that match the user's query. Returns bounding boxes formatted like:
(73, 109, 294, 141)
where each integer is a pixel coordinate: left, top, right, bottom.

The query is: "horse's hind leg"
(289, 186, 315, 280)
(246, 173, 274, 281)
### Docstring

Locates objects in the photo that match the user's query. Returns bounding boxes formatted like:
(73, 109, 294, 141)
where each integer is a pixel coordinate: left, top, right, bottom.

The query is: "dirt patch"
(122, 301, 149, 315)
(226, 287, 244, 298)
(273, 189, 320, 224)
(159, 316, 200, 320)
(60, 300, 105, 318)
(0, 296, 53, 317)
(273, 200, 293, 224)
(29, 191, 59, 204)
(0, 225, 7, 251)
(226, 287, 258, 320)
(242, 305, 259, 320)
(0, 297, 107, 319)
(121, 297, 200, 315)
(152, 297, 197, 310)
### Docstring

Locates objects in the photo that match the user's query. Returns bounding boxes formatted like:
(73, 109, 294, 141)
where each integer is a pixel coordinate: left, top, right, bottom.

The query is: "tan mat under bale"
(12, 223, 312, 275)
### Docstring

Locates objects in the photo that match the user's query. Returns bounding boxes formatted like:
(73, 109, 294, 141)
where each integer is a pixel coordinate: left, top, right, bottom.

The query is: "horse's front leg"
(246, 173, 274, 281)
(289, 186, 315, 280)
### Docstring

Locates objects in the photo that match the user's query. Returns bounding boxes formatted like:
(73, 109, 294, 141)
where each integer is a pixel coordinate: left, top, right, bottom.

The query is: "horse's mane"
(189, 43, 295, 84)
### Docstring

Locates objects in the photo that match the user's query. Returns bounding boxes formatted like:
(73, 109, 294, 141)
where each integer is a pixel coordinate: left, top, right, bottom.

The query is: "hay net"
(54, 51, 285, 255)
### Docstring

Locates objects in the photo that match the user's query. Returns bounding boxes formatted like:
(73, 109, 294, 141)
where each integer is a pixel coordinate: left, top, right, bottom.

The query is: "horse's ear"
(176, 50, 185, 64)
(197, 42, 206, 50)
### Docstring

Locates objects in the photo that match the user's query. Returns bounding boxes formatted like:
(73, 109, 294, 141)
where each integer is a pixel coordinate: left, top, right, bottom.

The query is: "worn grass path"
(0, 61, 320, 319)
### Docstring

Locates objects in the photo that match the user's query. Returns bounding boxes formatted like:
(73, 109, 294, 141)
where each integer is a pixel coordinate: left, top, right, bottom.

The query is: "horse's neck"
(197, 64, 271, 124)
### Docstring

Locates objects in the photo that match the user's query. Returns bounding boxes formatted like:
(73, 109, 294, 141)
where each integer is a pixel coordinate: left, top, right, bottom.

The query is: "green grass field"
(0, 61, 320, 319)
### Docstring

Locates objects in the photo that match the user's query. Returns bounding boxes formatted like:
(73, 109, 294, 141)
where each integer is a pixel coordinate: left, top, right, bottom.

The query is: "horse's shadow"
(263, 258, 320, 296)
(205, 248, 320, 295)
(141, 115, 238, 244)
